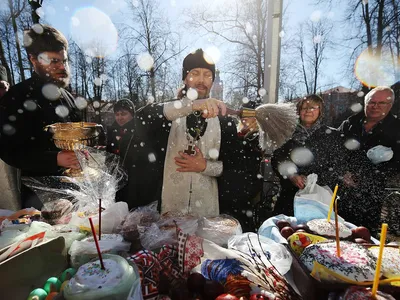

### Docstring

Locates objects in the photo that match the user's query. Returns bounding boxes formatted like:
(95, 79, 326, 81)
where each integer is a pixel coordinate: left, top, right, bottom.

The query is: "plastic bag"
(69, 202, 129, 234)
(196, 215, 242, 246)
(120, 202, 160, 242)
(367, 145, 394, 164)
(294, 174, 344, 224)
(64, 254, 137, 300)
(228, 232, 292, 275)
(68, 234, 130, 268)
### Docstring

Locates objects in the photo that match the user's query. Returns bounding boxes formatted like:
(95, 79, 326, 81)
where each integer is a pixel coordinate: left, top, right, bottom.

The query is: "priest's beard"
(35, 65, 70, 88)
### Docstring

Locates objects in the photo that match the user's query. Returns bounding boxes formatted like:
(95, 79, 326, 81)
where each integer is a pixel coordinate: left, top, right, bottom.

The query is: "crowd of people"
(0, 24, 398, 235)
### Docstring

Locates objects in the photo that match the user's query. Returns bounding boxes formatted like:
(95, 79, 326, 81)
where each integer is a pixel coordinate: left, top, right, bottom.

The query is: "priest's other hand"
(57, 150, 80, 169)
(289, 174, 306, 189)
(238, 117, 258, 137)
(175, 147, 206, 172)
(192, 98, 227, 118)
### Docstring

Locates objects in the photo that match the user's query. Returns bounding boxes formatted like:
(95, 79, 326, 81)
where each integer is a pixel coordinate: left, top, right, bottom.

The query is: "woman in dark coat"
(106, 99, 135, 155)
(271, 95, 373, 220)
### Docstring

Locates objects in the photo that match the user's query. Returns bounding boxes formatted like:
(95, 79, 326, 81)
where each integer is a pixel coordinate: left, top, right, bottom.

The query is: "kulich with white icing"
(307, 219, 352, 238)
(64, 254, 137, 300)
(68, 259, 122, 291)
(343, 286, 395, 300)
(300, 241, 378, 282)
(368, 247, 400, 278)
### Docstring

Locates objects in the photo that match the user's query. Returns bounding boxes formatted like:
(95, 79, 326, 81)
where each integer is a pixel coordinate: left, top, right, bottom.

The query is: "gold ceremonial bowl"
(44, 122, 103, 151)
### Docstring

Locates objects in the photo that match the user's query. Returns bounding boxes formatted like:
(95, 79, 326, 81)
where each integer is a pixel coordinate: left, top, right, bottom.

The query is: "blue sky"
(37, 0, 349, 91)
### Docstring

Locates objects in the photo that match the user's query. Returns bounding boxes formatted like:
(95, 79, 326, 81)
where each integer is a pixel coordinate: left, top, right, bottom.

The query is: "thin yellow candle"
(334, 198, 340, 257)
(327, 184, 339, 221)
(371, 223, 388, 297)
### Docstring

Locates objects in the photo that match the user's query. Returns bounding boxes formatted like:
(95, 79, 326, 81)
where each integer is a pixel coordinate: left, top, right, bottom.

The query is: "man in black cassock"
(0, 25, 82, 208)
(121, 49, 262, 231)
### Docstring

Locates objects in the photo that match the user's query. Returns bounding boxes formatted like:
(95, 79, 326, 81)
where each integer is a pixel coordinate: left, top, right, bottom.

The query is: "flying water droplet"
(290, 147, 314, 166)
(55, 105, 69, 118)
(137, 52, 154, 71)
(74, 97, 88, 110)
(350, 103, 363, 113)
(186, 88, 198, 101)
(42, 83, 61, 100)
(344, 138, 360, 150)
(208, 148, 219, 159)
(23, 100, 37, 111)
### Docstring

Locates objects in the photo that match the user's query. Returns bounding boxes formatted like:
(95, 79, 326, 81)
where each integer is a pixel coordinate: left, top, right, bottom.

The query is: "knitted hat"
(113, 99, 135, 115)
(182, 49, 215, 81)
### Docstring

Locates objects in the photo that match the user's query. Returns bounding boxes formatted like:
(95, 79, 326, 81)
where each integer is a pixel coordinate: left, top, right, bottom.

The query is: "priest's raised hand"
(192, 98, 227, 118)
(174, 146, 207, 172)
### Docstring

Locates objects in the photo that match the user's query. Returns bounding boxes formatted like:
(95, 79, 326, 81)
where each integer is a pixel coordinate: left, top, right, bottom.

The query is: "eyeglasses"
(366, 101, 392, 107)
(300, 106, 320, 112)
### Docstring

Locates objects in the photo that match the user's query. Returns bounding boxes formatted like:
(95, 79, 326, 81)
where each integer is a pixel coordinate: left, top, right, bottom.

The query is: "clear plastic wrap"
(196, 214, 242, 246)
(68, 234, 130, 268)
(138, 212, 198, 250)
(227, 232, 293, 275)
(22, 146, 127, 228)
(120, 202, 160, 242)
(64, 254, 138, 300)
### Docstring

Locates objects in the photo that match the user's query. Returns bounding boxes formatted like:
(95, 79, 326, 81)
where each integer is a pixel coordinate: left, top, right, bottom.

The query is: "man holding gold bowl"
(0, 25, 83, 208)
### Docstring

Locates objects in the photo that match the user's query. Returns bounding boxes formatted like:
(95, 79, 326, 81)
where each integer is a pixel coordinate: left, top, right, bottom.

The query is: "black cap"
(182, 49, 216, 81)
(0, 65, 8, 82)
(113, 99, 135, 115)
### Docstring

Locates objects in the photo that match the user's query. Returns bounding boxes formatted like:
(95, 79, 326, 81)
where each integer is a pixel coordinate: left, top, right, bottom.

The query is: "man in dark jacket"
(338, 86, 400, 233)
(0, 25, 82, 208)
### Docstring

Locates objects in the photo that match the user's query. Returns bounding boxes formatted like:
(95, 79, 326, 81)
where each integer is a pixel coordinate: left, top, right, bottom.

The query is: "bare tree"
(124, 0, 185, 100)
(294, 19, 333, 94)
(186, 0, 267, 100)
(316, 0, 400, 86)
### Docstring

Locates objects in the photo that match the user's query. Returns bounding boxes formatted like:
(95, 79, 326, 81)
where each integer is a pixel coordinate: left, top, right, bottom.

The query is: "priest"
(121, 49, 262, 230)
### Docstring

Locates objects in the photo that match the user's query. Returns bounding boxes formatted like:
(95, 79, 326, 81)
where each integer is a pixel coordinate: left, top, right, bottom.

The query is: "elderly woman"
(271, 95, 354, 217)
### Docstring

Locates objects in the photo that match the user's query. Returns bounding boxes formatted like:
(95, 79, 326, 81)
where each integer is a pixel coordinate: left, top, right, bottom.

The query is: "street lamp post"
(28, 0, 43, 24)
(263, 0, 283, 104)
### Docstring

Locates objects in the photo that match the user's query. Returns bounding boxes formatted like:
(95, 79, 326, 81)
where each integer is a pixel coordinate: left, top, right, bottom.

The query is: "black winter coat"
(271, 125, 350, 216)
(338, 112, 400, 185)
(0, 73, 82, 177)
(106, 120, 135, 155)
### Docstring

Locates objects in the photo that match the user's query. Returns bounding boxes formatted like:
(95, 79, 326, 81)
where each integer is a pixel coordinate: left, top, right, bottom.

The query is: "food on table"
(203, 280, 225, 300)
(27, 288, 48, 300)
(288, 232, 328, 256)
(343, 286, 395, 300)
(276, 220, 291, 230)
(43, 277, 61, 293)
(60, 268, 76, 282)
(351, 226, 371, 242)
(41, 199, 73, 225)
(280, 226, 295, 239)
(196, 215, 242, 246)
(368, 246, 400, 278)
(64, 254, 136, 300)
(300, 241, 378, 282)
(187, 273, 206, 294)
(306, 219, 352, 238)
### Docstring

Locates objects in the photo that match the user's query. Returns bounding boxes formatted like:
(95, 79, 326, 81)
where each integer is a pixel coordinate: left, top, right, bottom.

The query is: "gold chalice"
(44, 122, 104, 177)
